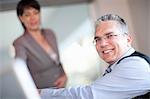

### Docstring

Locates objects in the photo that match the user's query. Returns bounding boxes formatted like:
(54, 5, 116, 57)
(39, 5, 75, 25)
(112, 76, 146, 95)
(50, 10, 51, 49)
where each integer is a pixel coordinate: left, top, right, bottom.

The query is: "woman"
(13, 0, 67, 89)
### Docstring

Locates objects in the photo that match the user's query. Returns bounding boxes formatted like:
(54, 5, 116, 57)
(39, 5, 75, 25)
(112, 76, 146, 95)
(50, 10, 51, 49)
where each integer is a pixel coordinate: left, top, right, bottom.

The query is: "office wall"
(128, 0, 150, 55)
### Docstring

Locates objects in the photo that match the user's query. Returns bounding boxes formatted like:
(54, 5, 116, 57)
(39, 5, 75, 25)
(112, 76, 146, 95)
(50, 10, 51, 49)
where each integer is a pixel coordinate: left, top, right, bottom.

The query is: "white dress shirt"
(41, 48, 150, 99)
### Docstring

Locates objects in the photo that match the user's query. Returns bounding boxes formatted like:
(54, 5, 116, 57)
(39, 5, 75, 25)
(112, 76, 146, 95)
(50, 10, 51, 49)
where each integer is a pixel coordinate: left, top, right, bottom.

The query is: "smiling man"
(40, 14, 150, 99)
(94, 14, 132, 65)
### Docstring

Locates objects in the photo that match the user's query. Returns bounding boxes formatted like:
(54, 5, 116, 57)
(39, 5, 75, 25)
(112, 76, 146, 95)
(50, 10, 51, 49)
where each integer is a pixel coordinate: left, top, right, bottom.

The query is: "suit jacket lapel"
(43, 30, 58, 55)
(23, 32, 55, 66)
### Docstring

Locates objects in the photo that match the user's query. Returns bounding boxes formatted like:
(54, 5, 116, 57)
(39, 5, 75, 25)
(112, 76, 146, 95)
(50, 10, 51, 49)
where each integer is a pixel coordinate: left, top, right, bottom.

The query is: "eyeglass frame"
(93, 32, 125, 45)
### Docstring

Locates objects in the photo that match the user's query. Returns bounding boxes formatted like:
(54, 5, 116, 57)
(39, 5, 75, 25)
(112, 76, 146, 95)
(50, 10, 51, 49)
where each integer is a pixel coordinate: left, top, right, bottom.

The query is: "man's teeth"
(103, 50, 112, 54)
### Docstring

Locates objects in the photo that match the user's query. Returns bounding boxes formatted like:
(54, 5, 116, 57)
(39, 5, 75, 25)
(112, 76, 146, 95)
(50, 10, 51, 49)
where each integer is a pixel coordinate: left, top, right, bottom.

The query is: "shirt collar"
(110, 47, 135, 69)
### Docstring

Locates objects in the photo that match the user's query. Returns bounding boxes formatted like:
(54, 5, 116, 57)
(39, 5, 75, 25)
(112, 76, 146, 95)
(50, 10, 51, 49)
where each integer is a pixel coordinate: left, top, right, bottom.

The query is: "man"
(40, 14, 150, 99)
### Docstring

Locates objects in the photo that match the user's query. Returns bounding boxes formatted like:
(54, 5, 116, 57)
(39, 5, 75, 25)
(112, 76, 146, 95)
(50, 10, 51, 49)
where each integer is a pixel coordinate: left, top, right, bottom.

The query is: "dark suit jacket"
(13, 29, 65, 89)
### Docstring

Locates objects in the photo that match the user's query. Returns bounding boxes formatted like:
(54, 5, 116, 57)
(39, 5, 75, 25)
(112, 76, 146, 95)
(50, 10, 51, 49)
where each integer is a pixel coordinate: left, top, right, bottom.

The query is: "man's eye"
(107, 34, 113, 38)
(95, 38, 101, 42)
(96, 38, 102, 42)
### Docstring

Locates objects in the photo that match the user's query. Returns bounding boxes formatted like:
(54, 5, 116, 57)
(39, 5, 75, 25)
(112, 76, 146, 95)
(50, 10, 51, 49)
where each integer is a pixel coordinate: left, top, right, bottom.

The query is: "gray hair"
(95, 14, 129, 34)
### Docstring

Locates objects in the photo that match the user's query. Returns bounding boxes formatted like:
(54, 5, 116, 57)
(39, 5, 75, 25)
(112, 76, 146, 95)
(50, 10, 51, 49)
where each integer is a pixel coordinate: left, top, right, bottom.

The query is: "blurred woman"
(13, 0, 67, 89)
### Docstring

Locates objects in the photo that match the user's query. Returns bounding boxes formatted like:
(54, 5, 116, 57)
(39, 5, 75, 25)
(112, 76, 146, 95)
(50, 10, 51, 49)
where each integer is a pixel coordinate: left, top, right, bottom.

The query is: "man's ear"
(127, 33, 132, 45)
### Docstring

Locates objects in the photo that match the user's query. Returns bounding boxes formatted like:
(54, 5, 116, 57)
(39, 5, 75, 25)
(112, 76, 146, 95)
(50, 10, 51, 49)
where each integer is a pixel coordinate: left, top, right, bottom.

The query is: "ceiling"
(0, 0, 93, 11)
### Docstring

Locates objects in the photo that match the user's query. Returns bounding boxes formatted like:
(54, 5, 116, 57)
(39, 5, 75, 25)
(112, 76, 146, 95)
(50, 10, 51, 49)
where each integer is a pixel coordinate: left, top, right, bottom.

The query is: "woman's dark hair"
(16, 0, 41, 29)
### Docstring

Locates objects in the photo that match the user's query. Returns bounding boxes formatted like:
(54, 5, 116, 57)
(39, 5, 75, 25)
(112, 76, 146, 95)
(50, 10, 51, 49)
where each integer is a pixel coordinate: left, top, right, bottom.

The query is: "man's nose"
(99, 38, 109, 47)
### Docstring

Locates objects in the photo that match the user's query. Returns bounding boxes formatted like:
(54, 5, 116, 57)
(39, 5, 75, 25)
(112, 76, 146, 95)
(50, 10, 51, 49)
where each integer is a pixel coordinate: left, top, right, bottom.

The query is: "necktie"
(103, 65, 112, 76)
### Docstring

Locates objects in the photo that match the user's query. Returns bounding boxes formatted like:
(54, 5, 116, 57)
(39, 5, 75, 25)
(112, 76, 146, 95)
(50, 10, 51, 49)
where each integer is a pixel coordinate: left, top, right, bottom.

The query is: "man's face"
(95, 20, 132, 64)
(19, 7, 41, 31)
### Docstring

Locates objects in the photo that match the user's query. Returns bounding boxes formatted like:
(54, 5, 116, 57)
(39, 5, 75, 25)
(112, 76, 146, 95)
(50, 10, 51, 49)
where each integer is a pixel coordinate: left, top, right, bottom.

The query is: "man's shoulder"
(117, 51, 150, 65)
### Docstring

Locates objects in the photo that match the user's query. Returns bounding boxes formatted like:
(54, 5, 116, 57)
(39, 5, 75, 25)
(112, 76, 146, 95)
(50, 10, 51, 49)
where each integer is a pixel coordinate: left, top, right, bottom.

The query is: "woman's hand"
(54, 73, 67, 88)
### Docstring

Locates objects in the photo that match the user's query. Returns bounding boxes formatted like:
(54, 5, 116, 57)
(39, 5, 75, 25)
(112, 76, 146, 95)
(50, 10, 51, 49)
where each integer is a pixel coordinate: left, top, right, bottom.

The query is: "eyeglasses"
(93, 33, 122, 45)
